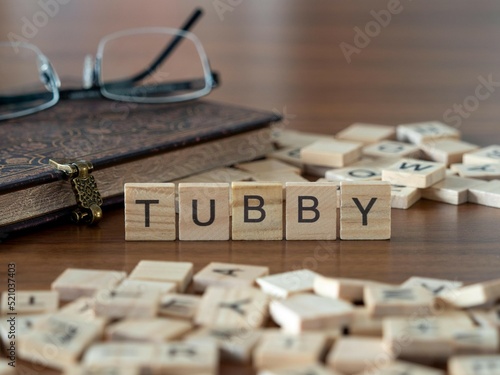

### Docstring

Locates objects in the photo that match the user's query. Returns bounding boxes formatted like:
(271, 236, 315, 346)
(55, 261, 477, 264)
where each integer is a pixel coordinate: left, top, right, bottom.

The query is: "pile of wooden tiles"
(2, 260, 500, 375)
(276, 121, 500, 209)
(124, 121, 500, 241)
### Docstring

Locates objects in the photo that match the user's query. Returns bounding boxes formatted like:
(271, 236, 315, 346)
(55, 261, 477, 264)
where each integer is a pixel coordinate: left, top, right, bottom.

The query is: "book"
(0, 99, 280, 237)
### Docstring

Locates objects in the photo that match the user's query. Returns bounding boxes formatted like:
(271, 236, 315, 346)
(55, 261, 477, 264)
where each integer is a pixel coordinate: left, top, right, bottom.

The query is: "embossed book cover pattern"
(0, 99, 278, 193)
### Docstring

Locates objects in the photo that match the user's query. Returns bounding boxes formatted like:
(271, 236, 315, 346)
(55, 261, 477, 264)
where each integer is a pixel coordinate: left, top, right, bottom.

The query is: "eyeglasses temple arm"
(126, 8, 204, 84)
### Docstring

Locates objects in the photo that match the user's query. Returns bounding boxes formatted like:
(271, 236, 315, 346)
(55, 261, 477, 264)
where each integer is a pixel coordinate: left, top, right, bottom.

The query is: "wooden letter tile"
(274, 129, 335, 149)
(124, 183, 176, 241)
(117, 279, 176, 295)
(468, 306, 500, 332)
(178, 183, 230, 241)
(267, 147, 303, 168)
(269, 293, 353, 334)
(363, 140, 421, 159)
(57, 297, 105, 324)
(340, 181, 391, 240)
(421, 176, 484, 205)
(326, 336, 393, 375)
(396, 121, 460, 145)
(253, 331, 328, 370)
(128, 260, 193, 292)
(251, 170, 309, 186)
(451, 163, 500, 180)
(63, 365, 142, 375)
(285, 182, 337, 240)
(235, 158, 302, 174)
(51, 268, 126, 301)
(383, 317, 455, 361)
(1, 290, 58, 315)
(194, 286, 269, 329)
(105, 317, 192, 342)
(438, 278, 500, 308)
(185, 327, 263, 364)
(401, 276, 463, 297)
(193, 262, 269, 292)
(463, 145, 500, 164)
(0, 361, 15, 375)
(256, 269, 321, 299)
(0, 313, 49, 348)
(419, 139, 479, 166)
(364, 360, 445, 375)
(335, 123, 396, 145)
(231, 182, 283, 240)
(325, 166, 381, 182)
(156, 340, 219, 375)
(82, 342, 157, 368)
(364, 285, 433, 317)
(382, 158, 446, 188)
(84, 341, 219, 375)
(450, 327, 499, 354)
(158, 293, 201, 320)
(390, 184, 421, 209)
(351, 156, 402, 169)
(348, 307, 383, 337)
(94, 288, 160, 319)
(304, 164, 335, 177)
(448, 355, 500, 375)
(314, 275, 393, 303)
(258, 363, 342, 375)
(468, 180, 500, 208)
(18, 315, 103, 370)
(300, 139, 363, 168)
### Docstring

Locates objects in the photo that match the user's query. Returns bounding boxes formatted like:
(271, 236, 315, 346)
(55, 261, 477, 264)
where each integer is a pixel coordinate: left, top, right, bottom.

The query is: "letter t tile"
(124, 183, 176, 241)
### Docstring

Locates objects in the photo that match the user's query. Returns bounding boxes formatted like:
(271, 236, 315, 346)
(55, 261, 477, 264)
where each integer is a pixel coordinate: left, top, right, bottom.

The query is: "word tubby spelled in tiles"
(124, 181, 391, 241)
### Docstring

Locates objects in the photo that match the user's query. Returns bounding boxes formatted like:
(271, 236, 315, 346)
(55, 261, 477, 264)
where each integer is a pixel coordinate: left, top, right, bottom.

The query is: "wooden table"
(3, 0, 500, 283)
(1, 0, 500, 373)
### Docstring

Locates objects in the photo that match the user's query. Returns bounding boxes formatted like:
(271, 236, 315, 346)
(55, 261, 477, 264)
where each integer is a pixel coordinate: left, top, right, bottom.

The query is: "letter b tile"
(285, 182, 337, 240)
(232, 182, 283, 240)
(340, 181, 391, 240)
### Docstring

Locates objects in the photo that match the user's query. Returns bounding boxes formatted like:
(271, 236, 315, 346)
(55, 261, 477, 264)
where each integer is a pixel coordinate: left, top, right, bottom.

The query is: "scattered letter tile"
(51, 268, 126, 302)
(269, 293, 353, 334)
(128, 260, 193, 293)
(195, 286, 269, 329)
(193, 262, 269, 292)
(256, 269, 321, 299)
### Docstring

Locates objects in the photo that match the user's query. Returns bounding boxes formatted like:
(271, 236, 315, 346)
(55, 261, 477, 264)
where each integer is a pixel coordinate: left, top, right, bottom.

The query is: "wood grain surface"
(1, 2, 500, 373)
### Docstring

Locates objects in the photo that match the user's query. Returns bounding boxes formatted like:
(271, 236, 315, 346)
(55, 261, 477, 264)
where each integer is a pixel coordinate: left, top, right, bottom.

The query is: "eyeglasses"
(0, 8, 218, 121)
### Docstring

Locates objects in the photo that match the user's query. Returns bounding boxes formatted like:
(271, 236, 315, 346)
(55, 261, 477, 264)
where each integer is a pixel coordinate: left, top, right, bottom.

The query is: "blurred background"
(1, 0, 500, 143)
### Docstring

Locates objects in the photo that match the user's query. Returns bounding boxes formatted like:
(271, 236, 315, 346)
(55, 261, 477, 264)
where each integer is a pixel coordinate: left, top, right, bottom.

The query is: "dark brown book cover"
(0, 99, 281, 236)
